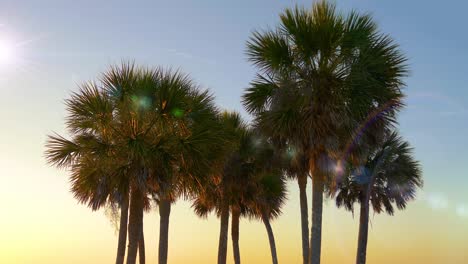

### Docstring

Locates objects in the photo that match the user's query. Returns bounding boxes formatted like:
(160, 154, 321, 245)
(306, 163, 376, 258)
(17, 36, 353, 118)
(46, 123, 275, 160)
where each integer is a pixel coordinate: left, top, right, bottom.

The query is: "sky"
(0, 0, 467, 263)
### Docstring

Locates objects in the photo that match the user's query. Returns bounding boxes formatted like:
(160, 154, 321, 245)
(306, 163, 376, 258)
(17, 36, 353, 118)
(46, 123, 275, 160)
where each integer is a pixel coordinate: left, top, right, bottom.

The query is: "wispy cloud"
(166, 48, 216, 65)
(408, 91, 467, 117)
(167, 48, 194, 59)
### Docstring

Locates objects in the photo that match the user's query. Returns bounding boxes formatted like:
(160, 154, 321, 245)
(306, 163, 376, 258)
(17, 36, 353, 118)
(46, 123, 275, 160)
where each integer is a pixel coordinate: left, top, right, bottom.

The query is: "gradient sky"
(1, 1, 467, 263)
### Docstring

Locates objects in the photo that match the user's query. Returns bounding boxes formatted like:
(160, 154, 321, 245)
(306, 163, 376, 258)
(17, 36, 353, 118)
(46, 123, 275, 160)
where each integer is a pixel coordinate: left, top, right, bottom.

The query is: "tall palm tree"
(230, 131, 286, 264)
(148, 77, 224, 264)
(45, 63, 223, 264)
(192, 112, 249, 264)
(248, 171, 287, 264)
(45, 89, 132, 264)
(193, 112, 284, 264)
(243, 2, 408, 263)
(278, 140, 310, 264)
(335, 131, 422, 264)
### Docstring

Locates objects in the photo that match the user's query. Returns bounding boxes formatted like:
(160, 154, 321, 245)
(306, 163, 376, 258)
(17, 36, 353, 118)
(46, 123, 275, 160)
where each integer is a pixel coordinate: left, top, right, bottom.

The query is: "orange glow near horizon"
(1, 167, 467, 264)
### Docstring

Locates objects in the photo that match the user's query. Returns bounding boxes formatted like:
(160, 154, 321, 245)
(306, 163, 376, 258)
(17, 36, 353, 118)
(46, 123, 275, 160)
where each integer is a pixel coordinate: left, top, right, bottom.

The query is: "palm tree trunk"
(355, 147, 390, 264)
(158, 198, 171, 264)
(262, 213, 278, 264)
(126, 187, 144, 264)
(231, 207, 241, 264)
(298, 175, 309, 264)
(356, 192, 371, 264)
(116, 193, 129, 264)
(217, 202, 230, 264)
(139, 220, 145, 264)
(309, 175, 323, 264)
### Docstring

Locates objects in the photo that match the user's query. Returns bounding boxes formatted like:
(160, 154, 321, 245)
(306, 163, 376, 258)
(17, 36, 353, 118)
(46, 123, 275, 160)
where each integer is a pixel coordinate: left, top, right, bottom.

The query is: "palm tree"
(45, 63, 223, 264)
(230, 131, 286, 264)
(192, 112, 249, 264)
(108, 65, 222, 264)
(193, 112, 284, 264)
(279, 140, 310, 264)
(45, 89, 132, 264)
(335, 131, 422, 264)
(248, 171, 287, 264)
(243, 2, 408, 263)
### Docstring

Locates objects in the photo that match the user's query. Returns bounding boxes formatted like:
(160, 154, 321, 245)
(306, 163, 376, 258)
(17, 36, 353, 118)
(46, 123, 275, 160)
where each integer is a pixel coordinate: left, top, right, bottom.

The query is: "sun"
(0, 39, 14, 65)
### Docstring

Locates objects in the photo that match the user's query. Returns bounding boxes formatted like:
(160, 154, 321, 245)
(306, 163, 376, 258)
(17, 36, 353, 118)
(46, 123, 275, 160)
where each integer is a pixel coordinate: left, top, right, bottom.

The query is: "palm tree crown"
(243, 2, 408, 263)
(336, 131, 423, 215)
(45, 63, 224, 264)
(244, 1, 407, 164)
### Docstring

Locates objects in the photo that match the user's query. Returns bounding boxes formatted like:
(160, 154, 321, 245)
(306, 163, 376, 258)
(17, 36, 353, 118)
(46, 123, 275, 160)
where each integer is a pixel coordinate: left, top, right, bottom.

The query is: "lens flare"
(171, 108, 184, 118)
(455, 204, 468, 218)
(426, 193, 449, 210)
(285, 145, 298, 159)
(334, 160, 344, 175)
(131, 95, 151, 109)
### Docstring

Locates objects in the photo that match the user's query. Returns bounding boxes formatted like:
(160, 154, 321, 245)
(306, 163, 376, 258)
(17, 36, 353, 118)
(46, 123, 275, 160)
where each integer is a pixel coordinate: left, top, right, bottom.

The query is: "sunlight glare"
(0, 39, 14, 65)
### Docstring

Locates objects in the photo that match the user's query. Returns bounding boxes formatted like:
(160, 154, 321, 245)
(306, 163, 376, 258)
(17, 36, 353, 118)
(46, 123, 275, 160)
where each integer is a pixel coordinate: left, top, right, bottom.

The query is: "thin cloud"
(409, 91, 467, 117)
(167, 48, 216, 65)
(168, 48, 194, 59)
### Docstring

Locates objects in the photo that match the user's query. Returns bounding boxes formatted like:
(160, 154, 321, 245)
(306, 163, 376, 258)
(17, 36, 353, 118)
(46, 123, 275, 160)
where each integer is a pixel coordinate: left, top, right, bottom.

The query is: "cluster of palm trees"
(44, 1, 423, 264)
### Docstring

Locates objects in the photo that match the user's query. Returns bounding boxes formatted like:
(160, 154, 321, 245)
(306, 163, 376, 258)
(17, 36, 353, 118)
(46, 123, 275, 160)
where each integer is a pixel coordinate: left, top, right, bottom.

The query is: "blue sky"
(0, 1, 467, 263)
(3, 0, 466, 197)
